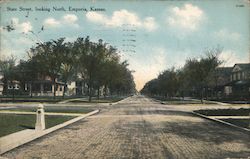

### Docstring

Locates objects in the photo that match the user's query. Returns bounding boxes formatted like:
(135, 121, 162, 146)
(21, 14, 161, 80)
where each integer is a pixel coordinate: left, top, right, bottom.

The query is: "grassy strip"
(220, 119, 250, 129)
(194, 108, 250, 116)
(0, 114, 74, 137)
(0, 96, 125, 103)
(150, 96, 216, 105)
(69, 98, 123, 103)
(0, 106, 94, 114)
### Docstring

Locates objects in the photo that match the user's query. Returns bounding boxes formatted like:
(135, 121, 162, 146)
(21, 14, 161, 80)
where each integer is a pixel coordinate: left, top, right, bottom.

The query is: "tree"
(29, 38, 67, 99)
(158, 68, 179, 98)
(0, 55, 17, 100)
(182, 49, 222, 103)
(141, 47, 223, 103)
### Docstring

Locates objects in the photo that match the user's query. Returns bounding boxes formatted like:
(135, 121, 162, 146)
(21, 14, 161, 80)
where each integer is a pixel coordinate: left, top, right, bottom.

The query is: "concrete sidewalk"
(0, 110, 84, 116)
(0, 110, 99, 154)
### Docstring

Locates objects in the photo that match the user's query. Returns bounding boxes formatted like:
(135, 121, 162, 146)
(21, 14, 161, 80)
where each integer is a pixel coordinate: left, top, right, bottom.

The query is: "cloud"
(86, 9, 158, 31)
(63, 14, 78, 23)
(44, 14, 79, 28)
(44, 18, 61, 27)
(10, 17, 32, 33)
(167, 4, 204, 31)
(1, 35, 34, 59)
(15, 37, 34, 46)
(219, 50, 247, 67)
(213, 29, 241, 41)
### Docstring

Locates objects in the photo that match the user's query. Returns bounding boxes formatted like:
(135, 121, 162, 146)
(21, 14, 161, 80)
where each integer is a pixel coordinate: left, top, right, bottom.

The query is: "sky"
(0, 0, 249, 91)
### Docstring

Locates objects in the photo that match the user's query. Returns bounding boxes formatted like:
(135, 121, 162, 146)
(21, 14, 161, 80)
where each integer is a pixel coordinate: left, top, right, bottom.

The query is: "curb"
(191, 112, 250, 133)
(0, 109, 99, 155)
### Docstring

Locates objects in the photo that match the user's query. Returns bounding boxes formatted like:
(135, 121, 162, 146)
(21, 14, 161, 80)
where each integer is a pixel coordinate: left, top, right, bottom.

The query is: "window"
(14, 84, 20, 90)
(233, 74, 236, 81)
(8, 85, 13, 89)
(25, 83, 28, 91)
(224, 86, 232, 95)
(237, 72, 241, 80)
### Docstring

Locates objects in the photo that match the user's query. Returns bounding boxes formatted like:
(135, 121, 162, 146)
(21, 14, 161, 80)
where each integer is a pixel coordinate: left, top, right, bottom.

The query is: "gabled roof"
(234, 63, 250, 71)
(216, 67, 232, 75)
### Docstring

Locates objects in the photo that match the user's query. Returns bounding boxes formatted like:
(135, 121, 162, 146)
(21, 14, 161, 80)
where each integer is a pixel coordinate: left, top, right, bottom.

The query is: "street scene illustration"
(0, 0, 249, 158)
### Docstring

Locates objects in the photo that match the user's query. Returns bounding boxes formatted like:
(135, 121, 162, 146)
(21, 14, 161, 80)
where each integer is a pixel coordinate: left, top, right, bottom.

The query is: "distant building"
(7, 80, 21, 90)
(231, 63, 250, 81)
(225, 63, 250, 98)
(24, 76, 65, 96)
(66, 80, 88, 96)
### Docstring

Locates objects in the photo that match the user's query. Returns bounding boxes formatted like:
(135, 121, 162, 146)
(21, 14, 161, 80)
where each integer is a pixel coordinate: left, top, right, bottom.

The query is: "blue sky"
(0, 0, 249, 90)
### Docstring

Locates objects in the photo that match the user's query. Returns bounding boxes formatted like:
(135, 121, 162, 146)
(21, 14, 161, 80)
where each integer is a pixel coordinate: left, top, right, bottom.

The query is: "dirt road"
(3, 96, 250, 159)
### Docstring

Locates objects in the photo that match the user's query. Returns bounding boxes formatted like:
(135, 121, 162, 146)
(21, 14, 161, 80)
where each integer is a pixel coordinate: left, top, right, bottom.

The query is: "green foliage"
(1, 36, 136, 100)
(141, 47, 223, 102)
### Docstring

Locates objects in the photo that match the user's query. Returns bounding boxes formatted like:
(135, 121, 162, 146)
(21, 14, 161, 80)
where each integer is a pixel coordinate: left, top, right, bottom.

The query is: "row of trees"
(0, 37, 136, 101)
(141, 48, 223, 103)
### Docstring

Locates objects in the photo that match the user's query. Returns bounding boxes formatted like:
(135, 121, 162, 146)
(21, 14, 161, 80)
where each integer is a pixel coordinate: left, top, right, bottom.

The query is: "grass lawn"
(0, 106, 95, 114)
(152, 96, 216, 105)
(0, 114, 74, 137)
(0, 96, 126, 103)
(221, 119, 250, 129)
(194, 108, 250, 116)
(68, 97, 124, 103)
(0, 96, 65, 103)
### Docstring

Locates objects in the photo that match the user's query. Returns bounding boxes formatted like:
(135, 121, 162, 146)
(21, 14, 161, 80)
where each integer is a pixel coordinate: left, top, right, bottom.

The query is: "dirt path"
(2, 96, 250, 159)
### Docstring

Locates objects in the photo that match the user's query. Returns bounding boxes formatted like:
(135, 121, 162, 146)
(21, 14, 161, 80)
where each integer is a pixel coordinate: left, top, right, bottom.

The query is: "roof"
(216, 67, 232, 77)
(216, 67, 232, 73)
(225, 80, 250, 86)
(234, 63, 250, 71)
(26, 80, 65, 85)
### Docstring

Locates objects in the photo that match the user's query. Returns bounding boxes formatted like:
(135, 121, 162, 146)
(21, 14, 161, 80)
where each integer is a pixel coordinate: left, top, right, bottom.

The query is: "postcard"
(0, 0, 249, 158)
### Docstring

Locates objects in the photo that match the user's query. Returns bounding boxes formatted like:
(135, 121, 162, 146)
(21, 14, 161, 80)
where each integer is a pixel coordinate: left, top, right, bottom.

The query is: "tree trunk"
(12, 86, 14, 102)
(30, 82, 33, 98)
(97, 86, 100, 100)
(88, 87, 92, 102)
(104, 84, 107, 98)
(88, 82, 92, 102)
(53, 79, 56, 100)
(63, 83, 66, 99)
(205, 87, 208, 100)
(200, 89, 204, 104)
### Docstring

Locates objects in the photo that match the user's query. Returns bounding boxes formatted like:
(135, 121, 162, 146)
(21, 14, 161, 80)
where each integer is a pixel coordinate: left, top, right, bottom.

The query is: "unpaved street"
(3, 96, 250, 159)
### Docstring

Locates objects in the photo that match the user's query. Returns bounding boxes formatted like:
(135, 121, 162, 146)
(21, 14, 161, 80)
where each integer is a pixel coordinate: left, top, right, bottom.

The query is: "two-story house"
(225, 63, 250, 98)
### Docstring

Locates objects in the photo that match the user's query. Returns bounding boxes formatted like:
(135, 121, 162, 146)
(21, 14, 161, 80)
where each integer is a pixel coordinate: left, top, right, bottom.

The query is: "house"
(230, 63, 250, 81)
(66, 80, 88, 96)
(7, 80, 21, 90)
(24, 76, 65, 96)
(224, 63, 250, 98)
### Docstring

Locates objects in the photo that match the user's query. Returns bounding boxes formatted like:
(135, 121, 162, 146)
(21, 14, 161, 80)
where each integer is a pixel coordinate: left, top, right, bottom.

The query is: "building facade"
(224, 63, 250, 99)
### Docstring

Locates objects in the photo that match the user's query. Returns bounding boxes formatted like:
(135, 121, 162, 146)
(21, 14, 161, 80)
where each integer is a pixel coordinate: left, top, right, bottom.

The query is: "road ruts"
(2, 95, 250, 159)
